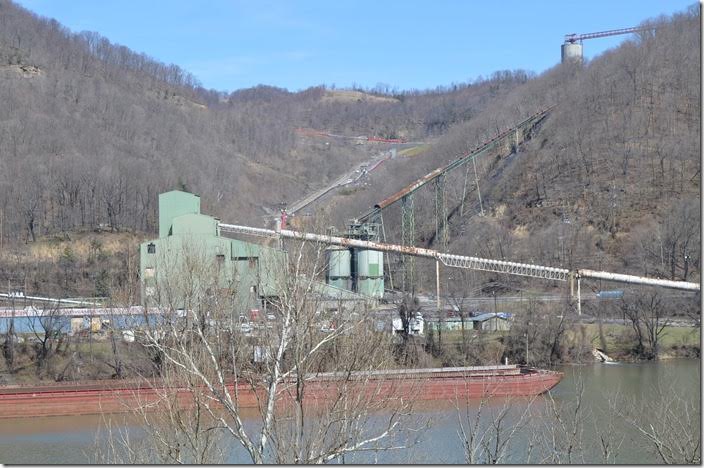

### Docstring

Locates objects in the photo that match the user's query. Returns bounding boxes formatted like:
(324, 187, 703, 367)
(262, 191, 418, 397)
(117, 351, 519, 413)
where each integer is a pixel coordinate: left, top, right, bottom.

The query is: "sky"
(15, 0, 696, 93)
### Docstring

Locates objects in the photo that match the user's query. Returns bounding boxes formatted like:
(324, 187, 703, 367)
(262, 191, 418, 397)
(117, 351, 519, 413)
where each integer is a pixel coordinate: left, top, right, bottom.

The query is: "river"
(0, 359, 699, 464)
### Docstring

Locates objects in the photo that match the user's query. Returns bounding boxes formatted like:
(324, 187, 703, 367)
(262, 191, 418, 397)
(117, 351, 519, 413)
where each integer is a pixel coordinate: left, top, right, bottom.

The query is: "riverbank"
(574, 322, 700, 361)
(2, 318, 697, 388)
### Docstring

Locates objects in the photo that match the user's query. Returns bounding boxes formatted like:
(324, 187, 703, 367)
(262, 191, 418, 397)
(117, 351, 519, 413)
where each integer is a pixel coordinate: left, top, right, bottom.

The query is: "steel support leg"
(435, 175, 448, 251)
(378, 210, 394, 291)
(577, 277, 582, 316)
(401, 194, 415, 291)
(460, 162, 470, 217)
(473, 156, 485, 216)
(435, 259, 441, 311)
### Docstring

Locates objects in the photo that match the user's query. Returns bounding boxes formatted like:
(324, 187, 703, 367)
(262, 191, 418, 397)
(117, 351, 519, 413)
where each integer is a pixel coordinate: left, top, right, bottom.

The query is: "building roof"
(471, 312, 512, 322)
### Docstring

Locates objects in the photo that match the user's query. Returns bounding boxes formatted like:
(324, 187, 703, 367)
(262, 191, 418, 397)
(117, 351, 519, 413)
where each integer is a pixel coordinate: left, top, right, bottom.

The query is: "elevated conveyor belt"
(218, 223, 699, 292)
(359, 106, 555, 221)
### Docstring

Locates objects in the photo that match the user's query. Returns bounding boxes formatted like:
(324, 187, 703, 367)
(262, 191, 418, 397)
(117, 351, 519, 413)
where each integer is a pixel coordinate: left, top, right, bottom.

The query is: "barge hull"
(0, 368, 562, 418)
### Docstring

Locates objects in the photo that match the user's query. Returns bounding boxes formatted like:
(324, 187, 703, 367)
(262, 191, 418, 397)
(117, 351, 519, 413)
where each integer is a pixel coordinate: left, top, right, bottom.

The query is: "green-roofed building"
(140, 190, 370, 312)
(140, 190, 287, 310)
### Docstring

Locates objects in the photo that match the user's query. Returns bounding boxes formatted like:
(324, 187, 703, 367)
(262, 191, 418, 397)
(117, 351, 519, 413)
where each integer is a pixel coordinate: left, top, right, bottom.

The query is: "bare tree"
(393, 293, 426, 366)
(446, 270, 480, 361)
(619, 290, 670, 359)
(456, 395, 536, 464)
(536, 376, 589, 464)
(101, 240, 417, 464)
(26, 301, 68, 378)
(609, 379, 701, 464)
(503, 299, 573, 367)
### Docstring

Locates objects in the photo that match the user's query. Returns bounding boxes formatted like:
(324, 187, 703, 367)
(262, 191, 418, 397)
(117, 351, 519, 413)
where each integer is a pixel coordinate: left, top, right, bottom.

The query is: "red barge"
(0, 365, 562, 419)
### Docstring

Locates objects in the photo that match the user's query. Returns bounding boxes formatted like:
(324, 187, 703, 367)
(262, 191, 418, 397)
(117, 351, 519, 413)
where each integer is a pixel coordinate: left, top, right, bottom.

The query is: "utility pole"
(435, 260, 441, 311)
(525, 326, 529, 365)
(577, 277, 582, 315)
(8, 279, 15, 371)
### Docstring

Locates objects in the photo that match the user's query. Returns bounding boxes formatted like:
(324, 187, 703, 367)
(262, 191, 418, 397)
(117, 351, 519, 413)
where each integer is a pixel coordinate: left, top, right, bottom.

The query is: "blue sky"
(16, 0, 696, 93)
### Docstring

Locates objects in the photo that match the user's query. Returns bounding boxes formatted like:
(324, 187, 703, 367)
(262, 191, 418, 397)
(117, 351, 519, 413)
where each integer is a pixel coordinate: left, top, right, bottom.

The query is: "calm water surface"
(0, 359, 699, 464)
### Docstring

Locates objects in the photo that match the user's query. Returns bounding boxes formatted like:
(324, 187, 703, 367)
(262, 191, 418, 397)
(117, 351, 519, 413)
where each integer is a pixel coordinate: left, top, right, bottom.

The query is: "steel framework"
(564, 26, 651, 44)
(434, 175, 448, 252)
(360, 106, 554, 221)
(355, 107, 554, 292)
(400, 194, 415, 291)
(437, 254, 570, 281)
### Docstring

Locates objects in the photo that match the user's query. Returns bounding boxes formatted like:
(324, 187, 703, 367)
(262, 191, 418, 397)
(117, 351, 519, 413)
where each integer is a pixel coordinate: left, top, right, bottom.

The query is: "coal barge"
(0, 365, 562, 418)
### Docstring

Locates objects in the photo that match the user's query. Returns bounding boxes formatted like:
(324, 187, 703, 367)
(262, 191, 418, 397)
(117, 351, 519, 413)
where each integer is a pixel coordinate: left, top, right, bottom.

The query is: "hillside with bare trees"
(0, 0, 699, 299)
(322, 6, 700, 292)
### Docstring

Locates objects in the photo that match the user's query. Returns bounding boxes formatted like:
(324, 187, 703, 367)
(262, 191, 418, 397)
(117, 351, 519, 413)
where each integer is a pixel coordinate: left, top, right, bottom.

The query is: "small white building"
(391, 313, 424, 336)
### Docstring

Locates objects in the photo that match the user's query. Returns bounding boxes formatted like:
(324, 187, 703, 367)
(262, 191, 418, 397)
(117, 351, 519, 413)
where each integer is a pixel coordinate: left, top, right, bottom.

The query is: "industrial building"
(139, 190, 371, 312)
(426, 312, 512, 332)
(561, 26, 652, 64)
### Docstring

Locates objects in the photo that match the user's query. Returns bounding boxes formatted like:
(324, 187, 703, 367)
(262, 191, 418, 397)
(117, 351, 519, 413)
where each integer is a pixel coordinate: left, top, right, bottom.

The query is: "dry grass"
(148, 88, 207, 110)
(10, 231, 146, 262)
(0, 64, 42, 78)
(574, 323, 700, 356)
(512, 225, 529, 238)
(397, 144, 431, 158)
(321, 89, 399, 104)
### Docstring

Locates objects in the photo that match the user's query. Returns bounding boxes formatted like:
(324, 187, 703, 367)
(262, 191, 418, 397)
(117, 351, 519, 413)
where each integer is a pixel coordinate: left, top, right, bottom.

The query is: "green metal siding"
(326, 247, 352, 290)
(158, 191, 201, 238)
(231, 240, 261, 259)
(171, 213, 218, 237)
(368, 263, 379, 276)
(480, 317, 510, 332)
(428, 319, 474, 331)
(233, 258, 259, 310)
(140, 235, 234, 306)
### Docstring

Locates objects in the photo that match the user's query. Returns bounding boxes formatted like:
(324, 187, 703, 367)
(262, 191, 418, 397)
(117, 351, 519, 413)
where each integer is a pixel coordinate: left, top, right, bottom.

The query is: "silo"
(326, 247, 352, 290)
(561, 42, 583, 64)
(355, 249, 384, 298)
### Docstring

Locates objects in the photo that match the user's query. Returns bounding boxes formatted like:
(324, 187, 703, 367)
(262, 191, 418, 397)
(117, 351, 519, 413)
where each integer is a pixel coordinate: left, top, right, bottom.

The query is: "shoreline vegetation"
(1, 315, 698, 388)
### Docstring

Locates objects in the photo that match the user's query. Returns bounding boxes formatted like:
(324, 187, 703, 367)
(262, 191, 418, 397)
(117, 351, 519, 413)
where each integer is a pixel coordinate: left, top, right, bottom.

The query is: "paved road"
(286, 148, 396, 215)
(373, 292, 699, 327)
(285, 140, 428, 217)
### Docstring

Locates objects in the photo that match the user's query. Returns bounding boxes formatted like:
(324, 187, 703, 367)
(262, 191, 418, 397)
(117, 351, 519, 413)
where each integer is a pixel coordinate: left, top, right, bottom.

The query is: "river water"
(0, 359, 699, 464)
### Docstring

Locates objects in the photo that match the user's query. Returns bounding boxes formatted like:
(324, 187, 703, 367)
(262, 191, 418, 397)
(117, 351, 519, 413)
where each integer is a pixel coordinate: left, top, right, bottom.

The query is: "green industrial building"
(139, 190, 367, 311)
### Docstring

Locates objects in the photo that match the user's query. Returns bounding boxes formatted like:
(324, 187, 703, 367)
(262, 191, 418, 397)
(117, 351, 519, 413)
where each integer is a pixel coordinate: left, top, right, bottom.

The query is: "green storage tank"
(326, 247, 352, 290)
(355, 249, 384, 298)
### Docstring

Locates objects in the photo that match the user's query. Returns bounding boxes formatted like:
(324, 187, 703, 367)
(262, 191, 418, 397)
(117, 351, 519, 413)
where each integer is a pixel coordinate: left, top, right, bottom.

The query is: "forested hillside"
(0, 0, 699, 297)
(324, 6, 700, 290)
(0, 0, 526, 241)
